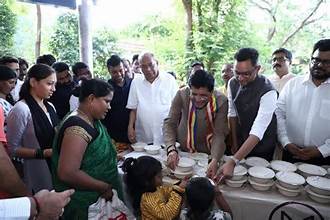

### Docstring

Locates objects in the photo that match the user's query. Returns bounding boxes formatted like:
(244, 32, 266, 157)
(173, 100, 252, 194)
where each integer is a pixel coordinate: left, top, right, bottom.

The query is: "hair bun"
(122, 157, 137, 173)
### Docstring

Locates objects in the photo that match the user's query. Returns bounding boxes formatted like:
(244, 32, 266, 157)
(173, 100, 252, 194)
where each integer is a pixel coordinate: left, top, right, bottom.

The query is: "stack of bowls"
(172, 157, 195, 179)
(297, 164, 327, 178)
(245, 157, 270, 168)
(305, 176, 330, 203)
(225, 165, 248, 188)
(248, 166, 275, 191)
(275, 171, 305, 197)
(270, 160, 297, 173)
(144, 145, 161, 155)
(131, 142, 147, 152)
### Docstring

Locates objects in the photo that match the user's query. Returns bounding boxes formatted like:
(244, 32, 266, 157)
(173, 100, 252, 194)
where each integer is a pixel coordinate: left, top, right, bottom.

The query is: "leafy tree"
(0, 0, 17, 55)
(48, 13, 79, 65)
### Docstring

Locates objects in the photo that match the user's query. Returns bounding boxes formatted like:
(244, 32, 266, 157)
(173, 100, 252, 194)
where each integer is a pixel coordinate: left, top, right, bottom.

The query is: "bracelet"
(166, 145, 176, 153)
(167, 149, 178, 156)
(31, 196, 40, 214)
(35, 149, 44, 159)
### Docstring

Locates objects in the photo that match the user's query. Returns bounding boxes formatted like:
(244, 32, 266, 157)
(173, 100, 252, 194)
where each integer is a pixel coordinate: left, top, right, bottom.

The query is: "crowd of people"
(0, 38, 329, 219)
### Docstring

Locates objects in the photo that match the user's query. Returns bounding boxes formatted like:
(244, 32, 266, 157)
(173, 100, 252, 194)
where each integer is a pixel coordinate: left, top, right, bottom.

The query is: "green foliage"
(48, 13, 79, 65)
(49, 13, 118, 78)
(0, 0, 17, 55)
(92, 29, 119, 79)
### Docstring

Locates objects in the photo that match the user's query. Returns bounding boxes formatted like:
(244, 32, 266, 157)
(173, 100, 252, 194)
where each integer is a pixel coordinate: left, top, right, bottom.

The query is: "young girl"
(122, 156, 186, 220)
(180, 177, 232, 220)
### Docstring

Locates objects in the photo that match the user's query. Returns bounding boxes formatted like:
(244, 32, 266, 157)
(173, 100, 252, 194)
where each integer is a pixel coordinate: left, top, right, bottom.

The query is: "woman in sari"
(7, 64, 58, 193)
(52, 78, 123, 219)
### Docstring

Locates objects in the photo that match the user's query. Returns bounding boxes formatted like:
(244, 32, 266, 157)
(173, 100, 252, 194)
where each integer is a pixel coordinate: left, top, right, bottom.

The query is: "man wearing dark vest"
(215, 48, 278, 181)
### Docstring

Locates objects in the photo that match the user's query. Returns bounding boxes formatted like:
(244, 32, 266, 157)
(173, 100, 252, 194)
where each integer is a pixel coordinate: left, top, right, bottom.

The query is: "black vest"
(229, 75, 277, 161)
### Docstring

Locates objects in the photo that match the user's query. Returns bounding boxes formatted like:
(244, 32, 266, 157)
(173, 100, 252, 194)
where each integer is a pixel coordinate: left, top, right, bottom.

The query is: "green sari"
(52, 115, 123, 220)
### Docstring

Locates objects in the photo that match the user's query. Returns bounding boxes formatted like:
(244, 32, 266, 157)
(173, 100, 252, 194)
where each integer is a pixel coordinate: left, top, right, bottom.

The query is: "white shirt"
(69, 95, 79, 111)
(276, 74, 330, 157)
(11, 79, 24, 102)
(268, 73, 295, 93)
(126, 72, 178, 145)
(0, 197, 30, 219)
(227, 84, 277, 141)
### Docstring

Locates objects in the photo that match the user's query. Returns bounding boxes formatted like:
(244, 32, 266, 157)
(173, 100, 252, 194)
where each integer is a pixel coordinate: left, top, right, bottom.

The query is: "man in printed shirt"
(276, 39, 330, 165)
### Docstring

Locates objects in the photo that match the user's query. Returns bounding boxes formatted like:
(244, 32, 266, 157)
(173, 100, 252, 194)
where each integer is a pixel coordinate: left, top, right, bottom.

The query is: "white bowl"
(225, 176, 247, 188)
(275, 181, 301, 197)
(305, 185, 330, 204)
(270, 160, 297, 172)
(306, 176, 330, 196)
(176, 157, 196, 172)
(276, 171, 305, 190)
(144, 145, 161, 155)
(189, 152, 209, 161)
(248, 166, 275, 184)
(245, 157, 270, 167)
(298, 164, 327, 178)
(231, 165, 247, 181)
(248, 176, 274, 191)
(131, 142, 147, 152)
(175, 142, 180, 148)
(162, 176, 180, 186)
(172, 169, 193, 179)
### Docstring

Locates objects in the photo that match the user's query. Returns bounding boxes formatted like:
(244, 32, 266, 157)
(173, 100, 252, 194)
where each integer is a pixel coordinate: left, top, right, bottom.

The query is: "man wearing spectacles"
(164, 70, 228, 177)
(276, 39, 330, 165)
(215, 48, 277, 181)
(268, 48, 295, 93)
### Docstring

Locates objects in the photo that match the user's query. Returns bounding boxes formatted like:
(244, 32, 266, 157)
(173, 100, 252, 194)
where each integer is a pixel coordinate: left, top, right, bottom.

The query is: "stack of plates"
(225, 165, 248, 188)
(245, 157, 270, 168)
(131, 142, 147, 152)
(270, 160, 297, 172)
(297, 164, 327, 178)
(248, 166, 275, 191)
(144, 145, 161, 155)
(305, 185, 330, 204)
(305, 176, 330, 203)
(275, 172, 305, 197)
(172, 157, 195, 179)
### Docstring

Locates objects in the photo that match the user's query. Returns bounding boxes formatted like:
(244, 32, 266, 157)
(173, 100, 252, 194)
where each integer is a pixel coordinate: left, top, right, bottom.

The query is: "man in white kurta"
(276, 39, 330, 165)
(127, 52, 178, 145)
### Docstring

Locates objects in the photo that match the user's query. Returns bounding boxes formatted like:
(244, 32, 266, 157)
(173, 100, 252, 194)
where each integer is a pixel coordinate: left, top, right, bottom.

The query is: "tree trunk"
(182, 0, 193, 52)
(35, 4, 41, 59)
(78, 0, 93, 73)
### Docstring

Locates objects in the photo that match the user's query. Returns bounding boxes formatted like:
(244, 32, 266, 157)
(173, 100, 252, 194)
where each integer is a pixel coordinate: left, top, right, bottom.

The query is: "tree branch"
(280, 0, 324, 47)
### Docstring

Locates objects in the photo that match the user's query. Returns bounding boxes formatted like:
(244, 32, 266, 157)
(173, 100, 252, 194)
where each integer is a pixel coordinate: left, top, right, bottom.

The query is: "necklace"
(77, 108, 94, 127)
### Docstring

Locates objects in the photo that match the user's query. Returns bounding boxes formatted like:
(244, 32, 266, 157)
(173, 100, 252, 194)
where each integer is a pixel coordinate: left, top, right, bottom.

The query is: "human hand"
(206, 159, 218, 178)
(230, 143, 239, 155)
(167, 151, 179, 170)
(213, 160, 235, 184)
(127, 126, 136, 143)
(100, 184, 113, 201)
(35, 189, 74, 220)
(285, 143, 301, 157)
(179, 176, 190, 189)
(43, 149, 52, 158)
(298, 147, 321, 160)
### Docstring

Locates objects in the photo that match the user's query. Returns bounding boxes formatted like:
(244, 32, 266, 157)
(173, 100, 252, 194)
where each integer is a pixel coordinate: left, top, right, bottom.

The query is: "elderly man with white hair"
(127, 52, 178, 145)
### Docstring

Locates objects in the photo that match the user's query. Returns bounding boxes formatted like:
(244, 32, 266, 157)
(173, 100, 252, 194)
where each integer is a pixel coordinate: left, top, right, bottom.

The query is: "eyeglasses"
(234, 67, 256, 77)
(311, 57, 330, 67)
(190, 92, 209, 101)
(272, 57, 289, 63)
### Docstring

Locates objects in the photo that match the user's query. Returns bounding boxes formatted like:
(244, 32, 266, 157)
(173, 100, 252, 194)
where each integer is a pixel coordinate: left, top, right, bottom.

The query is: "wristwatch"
(229, 156, 240, 166)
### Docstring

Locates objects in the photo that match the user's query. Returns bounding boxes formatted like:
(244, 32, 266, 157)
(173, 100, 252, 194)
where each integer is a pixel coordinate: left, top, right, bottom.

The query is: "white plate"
(276, 171, 305, 186)
(172, 169, 193, 179)
(275, 181, 301, 197)
(298, 164, 327, 176)
(270, 160, 297, 172)
(178, 157, 196, 168)
(306, 176, 330, 191)
(131, 142, 147, 152)
(248, 166, 275, 179)
(234, 165, 247, 176)
(144, 145, 161, 155)
(189, 152, 209, 161)
(305, 185, 330, 203)
(248, 176, 274, 191)
(245, 157, 270, 167)
(225, 176, 247, 188)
